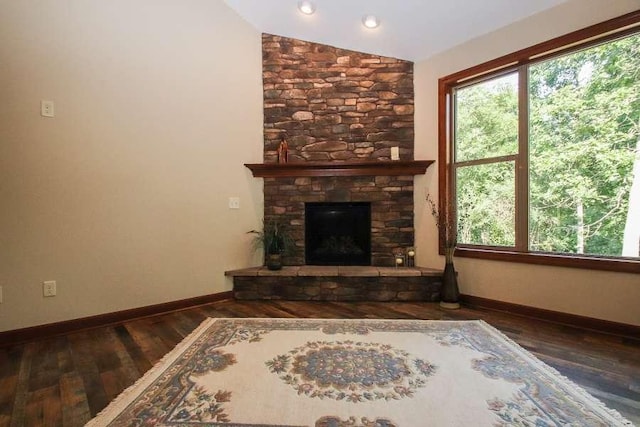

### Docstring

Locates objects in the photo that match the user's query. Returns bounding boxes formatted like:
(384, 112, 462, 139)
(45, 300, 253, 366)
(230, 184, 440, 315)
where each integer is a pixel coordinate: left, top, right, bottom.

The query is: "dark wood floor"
(1, 299, 639, 426)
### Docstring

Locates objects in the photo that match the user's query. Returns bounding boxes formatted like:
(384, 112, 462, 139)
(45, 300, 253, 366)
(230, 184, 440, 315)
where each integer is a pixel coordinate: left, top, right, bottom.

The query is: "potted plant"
(426, 193, 460, 309)
(248, 218, 294, 270)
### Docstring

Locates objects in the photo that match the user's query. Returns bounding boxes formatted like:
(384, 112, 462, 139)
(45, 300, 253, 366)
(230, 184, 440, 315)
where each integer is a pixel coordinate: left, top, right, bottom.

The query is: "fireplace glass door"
(305, 202, 371, 266)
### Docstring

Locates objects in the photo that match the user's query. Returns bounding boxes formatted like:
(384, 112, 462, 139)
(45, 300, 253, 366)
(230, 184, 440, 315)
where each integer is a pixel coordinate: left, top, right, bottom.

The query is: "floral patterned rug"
(87, 318, 632, 426)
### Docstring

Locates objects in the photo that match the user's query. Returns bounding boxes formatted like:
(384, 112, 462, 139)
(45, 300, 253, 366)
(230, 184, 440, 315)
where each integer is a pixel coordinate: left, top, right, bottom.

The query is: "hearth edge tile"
(379, 267, 421, 277)
(224, 267, 261, 276)
(416, 267, 443, 276)
(338, 266, 380, 277)
(257, 266, 300, 277)
(226, 266, 442, 278)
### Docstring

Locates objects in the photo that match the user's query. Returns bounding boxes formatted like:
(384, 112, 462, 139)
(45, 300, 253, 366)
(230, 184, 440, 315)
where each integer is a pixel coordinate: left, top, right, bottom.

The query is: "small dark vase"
(440, 261, 460, 309)
(265, 236, 284, 271)
(266, 253, 283, 271)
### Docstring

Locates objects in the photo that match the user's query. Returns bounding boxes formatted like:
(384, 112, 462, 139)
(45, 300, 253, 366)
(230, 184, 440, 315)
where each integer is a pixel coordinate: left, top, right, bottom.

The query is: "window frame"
(438, 10, 640, 274)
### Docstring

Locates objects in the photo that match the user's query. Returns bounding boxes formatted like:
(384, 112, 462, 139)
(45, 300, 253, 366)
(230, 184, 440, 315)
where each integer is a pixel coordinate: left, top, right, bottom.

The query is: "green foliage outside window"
(453, 33, 640, 258)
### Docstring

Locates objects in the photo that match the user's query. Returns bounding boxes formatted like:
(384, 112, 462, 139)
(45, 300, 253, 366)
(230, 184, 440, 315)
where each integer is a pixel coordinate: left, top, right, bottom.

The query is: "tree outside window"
(444, 23, 640, 269)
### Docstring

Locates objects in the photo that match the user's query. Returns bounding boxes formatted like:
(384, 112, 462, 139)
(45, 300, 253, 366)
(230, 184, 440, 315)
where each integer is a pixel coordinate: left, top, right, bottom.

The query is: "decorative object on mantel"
(427, 193, 460, 309)
(277, 136, 288, 164)
(394, 249, 405, 267)
(244, 159, 434, 178)
(86, 318, 633, 427)
(407, 246, 416, 267)
(248, 219, 294, 270)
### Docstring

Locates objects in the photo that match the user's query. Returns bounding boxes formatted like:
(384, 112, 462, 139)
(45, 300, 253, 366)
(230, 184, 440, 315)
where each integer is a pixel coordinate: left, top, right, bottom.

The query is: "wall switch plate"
(0, 285, 3, 303)
(41, 100, 55, 117)
(43, 280, 57, 297)
(390, 146, 400, 160)
(228, 197, 240, 209)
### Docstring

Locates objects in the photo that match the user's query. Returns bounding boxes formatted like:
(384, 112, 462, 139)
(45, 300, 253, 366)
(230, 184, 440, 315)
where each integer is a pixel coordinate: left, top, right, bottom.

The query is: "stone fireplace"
(265, 175, 414, 266)
(261, 34, 417, 267)
(226, 35, 442, 302)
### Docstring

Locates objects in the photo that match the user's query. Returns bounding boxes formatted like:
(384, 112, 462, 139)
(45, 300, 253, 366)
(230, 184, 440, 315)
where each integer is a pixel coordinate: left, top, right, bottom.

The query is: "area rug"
(86, 318, 632, 426)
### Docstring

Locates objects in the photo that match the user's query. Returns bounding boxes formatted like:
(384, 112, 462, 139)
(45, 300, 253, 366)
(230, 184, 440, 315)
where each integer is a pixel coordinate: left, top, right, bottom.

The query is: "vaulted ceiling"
(224, 0, 569, 61)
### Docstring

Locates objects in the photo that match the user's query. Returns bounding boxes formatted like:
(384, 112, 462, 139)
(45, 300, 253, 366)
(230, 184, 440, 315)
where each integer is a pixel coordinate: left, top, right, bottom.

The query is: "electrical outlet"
(41, 100, 55, 117)
(228, 197, 240, 209)
(43, 280, 57, 297)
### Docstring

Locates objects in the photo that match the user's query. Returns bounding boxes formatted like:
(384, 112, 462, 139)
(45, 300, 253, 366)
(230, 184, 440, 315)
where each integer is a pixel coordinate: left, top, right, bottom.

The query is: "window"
(454, 73, 518, 248)
(440, 11, 640, 273)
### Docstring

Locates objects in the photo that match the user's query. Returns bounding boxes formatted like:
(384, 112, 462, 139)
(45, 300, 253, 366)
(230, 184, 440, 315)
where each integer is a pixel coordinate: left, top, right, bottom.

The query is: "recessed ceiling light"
(362, 15, 380, 29)
(298, 1, 315, 15)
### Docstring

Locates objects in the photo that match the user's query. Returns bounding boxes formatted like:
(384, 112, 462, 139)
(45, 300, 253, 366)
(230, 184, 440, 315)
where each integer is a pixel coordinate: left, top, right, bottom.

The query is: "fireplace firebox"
(305, 202, 371, 266)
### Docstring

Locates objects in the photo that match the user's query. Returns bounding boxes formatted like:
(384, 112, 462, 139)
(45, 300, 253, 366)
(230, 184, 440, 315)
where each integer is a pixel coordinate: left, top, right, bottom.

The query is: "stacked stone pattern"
(262, 33, 414, 163)
(265, 175, 414, 266)
(262, 34, 416, 266)
(233, 276, 441, 302)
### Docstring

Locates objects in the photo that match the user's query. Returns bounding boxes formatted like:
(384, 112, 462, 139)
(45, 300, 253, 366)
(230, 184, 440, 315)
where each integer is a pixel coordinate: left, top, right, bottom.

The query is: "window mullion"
(455, 154, 517, 168)
(516, 65, 530, 252)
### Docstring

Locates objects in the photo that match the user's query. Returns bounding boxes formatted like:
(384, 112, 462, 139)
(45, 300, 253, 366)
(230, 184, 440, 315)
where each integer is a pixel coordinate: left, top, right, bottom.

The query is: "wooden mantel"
(244, 160, 434, 178)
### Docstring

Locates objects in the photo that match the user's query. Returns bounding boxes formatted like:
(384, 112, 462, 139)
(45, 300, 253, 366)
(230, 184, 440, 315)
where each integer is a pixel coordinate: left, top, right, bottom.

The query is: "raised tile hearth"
(225, 266, 443, 302)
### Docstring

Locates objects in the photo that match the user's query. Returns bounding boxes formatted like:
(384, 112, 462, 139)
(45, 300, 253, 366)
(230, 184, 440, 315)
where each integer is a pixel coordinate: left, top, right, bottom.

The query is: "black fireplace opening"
(305, 202, 371, 266)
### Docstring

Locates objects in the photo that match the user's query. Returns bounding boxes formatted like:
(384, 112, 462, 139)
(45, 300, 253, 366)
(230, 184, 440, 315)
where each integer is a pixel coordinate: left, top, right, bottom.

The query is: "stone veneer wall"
(234, 276, 441, 302)
(265, 176, 414, 266)
(262, 34, 414, 162)
(262, 34, 415, 266)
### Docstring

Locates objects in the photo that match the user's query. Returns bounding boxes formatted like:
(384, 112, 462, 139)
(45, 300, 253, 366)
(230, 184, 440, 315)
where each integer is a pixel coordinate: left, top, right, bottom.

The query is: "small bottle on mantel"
(277, 137, 289, 164)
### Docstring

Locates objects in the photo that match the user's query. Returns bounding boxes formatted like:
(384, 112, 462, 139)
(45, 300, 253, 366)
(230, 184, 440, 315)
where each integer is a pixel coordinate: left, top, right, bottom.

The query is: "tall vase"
(440, 261, 460, 309)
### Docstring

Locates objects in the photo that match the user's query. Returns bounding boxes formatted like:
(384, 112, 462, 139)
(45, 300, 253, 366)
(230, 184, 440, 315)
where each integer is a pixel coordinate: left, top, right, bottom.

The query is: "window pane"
(456, 162, 515, 246)
(529, 34, 640, 257)
(454, 73, 519, 162)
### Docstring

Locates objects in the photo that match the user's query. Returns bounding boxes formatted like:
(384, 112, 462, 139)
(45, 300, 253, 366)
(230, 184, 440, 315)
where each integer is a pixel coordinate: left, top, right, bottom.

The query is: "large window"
(440, 11, 640, 273)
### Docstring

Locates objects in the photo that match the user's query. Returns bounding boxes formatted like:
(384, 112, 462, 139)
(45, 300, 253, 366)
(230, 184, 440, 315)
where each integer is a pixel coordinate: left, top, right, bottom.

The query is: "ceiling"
(223, 0, 568, 62)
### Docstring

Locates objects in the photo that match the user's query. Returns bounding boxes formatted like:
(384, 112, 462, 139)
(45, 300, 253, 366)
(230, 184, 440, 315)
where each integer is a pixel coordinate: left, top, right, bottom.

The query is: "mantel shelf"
(244, 160, 435, 178)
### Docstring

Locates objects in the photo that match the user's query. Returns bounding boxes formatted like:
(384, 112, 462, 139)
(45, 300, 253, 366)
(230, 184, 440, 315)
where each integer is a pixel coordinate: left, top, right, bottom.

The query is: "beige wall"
(0, 0, 264, 332)
(414, 0, 640, 326)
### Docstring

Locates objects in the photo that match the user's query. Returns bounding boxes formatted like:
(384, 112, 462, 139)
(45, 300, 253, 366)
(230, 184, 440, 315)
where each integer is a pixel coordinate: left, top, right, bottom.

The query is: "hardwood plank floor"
(1, 299, 638, 426)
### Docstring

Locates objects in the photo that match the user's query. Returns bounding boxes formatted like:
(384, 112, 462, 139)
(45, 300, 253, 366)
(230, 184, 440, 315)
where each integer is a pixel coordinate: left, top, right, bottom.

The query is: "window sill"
(451, 247, 640, 274)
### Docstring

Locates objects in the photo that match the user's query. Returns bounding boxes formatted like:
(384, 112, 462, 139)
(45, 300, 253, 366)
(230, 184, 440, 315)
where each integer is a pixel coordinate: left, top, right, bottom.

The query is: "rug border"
(85, 317, 634, 427)
(85, 317, 218, 426)
(473, 320, 633, 426)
